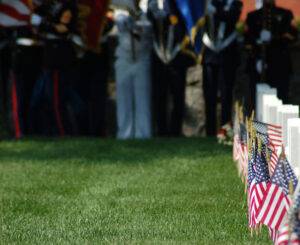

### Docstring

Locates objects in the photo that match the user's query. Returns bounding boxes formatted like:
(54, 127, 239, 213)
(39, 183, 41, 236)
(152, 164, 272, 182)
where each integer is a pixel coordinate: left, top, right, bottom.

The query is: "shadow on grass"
(0, 137, 231, 166)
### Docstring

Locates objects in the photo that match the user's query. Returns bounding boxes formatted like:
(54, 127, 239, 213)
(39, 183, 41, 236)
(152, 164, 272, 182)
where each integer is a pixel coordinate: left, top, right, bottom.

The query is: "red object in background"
(0, 0, 32, 27)
(11, 72, 22, 139)
(77, 0, 110, 51)
(241, 0, 300, 20)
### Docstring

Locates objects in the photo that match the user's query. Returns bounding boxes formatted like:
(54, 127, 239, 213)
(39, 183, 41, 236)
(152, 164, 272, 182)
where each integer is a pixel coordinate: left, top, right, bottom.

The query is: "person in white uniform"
(115, 0, 153, 139)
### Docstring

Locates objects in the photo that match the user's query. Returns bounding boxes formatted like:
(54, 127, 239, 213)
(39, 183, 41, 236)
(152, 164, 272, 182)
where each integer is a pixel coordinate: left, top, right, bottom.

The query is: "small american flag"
(248, 148, 270, 227)
(259, 133, 279, 176)
(257, 156, 298, 230)
(248, 148, 257, 227)
(238, 123, 248, 177)
(253, 121, 282, 151)
(276, 189, 300, 245)
(269, 227, 278, 243)
(0, 0, 32, 27)
(276, 222, 300, 245)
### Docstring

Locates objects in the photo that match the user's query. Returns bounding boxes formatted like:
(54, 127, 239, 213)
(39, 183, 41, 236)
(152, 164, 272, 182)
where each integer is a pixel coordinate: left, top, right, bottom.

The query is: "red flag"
(77, 0, 110, 51)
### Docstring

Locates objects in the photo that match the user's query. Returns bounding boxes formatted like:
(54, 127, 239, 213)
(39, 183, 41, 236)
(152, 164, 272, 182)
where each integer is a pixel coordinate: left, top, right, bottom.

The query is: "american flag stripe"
(249, 183, 261, 226)
(257, 184, 290, 229)
(0, 0, 31, 27)
(249, 182, 267, 227)
(276, 223, 300, 245)
(233, 135, 240, 161)
(269, 128, 282, 135)
(270, 156, 278, 175)
(253, 121, 282, 151)
(0, 12, 28, 26)
(238, 144, 248, 178)
(1, 0, 31, 15)
(269, 227, 278, 243)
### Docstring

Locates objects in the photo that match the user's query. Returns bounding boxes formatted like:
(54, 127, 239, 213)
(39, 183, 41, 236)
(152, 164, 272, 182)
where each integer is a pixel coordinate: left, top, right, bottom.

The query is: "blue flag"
(174, 0, 205, 54)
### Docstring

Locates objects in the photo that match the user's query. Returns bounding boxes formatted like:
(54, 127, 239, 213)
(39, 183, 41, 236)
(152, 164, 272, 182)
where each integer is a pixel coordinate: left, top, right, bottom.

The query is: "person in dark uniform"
(30, 0, 79, 136)
(75, 10, 114, 137)
(202, 0, 243, 136)
(3, 4, 44, 138)
(148, 0, 195, 137)
(245, 0, 297, 108)
(0, 29, 11, 136)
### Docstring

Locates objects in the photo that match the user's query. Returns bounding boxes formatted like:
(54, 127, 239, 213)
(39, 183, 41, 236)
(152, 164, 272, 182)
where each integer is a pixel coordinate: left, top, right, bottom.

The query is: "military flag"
(77, 0, 110, 51)
(174, 0, 205, 53)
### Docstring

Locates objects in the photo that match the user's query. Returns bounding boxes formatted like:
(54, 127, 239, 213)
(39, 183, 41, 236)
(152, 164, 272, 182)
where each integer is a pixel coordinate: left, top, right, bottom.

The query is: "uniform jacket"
(115, 11, 153, 62)
(245, 5, 297, 77)
(203, 0, 243, 65)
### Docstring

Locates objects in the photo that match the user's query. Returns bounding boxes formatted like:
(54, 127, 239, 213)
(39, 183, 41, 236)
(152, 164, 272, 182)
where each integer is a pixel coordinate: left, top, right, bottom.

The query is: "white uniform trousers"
(116, 58, 152, 139)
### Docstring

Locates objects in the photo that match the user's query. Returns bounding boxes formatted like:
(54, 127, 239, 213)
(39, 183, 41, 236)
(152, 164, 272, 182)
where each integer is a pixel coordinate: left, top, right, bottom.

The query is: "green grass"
(0, 138, 270, 244)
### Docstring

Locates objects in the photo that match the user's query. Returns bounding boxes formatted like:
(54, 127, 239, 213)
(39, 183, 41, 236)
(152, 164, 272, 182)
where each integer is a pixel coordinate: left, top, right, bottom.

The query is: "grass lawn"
(0, 138, 270, 244)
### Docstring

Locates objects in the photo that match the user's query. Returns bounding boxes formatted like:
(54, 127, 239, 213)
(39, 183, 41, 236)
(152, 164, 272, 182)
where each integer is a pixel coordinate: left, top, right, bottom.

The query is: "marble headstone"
(277, 105, 299, 147)
(287, 118, 300, 177)
(262, 94, 281, 124)
(256, 84, 277, 121)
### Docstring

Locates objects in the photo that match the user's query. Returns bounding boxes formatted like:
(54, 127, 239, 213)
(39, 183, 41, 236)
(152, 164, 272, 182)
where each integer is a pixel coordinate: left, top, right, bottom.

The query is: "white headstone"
(277, 105, 299, 147)
(256, 84, 277, 121)
(267, 99, 282, 125)
(262, 94, 281, 124)
(287, 118, 300, 177)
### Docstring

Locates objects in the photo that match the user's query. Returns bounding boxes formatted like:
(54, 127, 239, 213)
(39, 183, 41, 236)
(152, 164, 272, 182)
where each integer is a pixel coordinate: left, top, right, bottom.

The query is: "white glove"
(260, 29, 272, 43)
(30, 14, 42, 26)
(207, 3, 216, 15)
(256, 59, 263, 74)
(71, 35, 84, 48)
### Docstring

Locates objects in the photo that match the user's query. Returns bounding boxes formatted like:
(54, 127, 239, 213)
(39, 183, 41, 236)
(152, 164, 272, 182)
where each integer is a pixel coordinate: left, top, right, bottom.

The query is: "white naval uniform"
(115, 12, 153, 139)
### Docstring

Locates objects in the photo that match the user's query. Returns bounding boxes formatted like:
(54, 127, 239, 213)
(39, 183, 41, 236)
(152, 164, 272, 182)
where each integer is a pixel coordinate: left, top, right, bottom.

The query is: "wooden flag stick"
(251, 110, 255, 122)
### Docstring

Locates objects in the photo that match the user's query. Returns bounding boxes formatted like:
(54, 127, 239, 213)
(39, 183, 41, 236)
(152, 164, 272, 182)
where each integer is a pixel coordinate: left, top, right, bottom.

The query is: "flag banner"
(0, 0, 32, 27)
(77, 0, 110, 51)
(174, 0, 205, 53)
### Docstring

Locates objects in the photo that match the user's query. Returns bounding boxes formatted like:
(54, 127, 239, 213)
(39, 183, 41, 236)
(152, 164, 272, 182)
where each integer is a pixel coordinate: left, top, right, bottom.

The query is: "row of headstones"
(256, 84, 300, 176)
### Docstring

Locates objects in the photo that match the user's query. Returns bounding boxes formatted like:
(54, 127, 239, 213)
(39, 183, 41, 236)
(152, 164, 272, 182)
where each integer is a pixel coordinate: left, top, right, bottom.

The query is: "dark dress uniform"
(245, 4, 297, 107)
(148, 0, 195, 137)
(75, 17, 114, 137)
(0, 30, 11, 135)
(30, 0, 78, 136)
(202, 0, 243, 136)
(5, 27, 43, 138)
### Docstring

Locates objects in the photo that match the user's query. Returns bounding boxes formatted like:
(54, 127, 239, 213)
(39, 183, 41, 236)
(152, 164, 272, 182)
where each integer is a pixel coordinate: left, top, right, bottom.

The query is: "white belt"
(44, 33, 62, 40)
(203, 31, 237, 52)
(16, 38, 41, 46)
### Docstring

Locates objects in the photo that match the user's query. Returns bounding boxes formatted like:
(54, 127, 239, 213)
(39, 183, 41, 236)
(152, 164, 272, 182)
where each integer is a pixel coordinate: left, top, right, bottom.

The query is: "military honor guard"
(202, 0, 243, 136)
(245, 0, 298, 107)
(75, 8, 114, 137)
(148, 0, 195, 137)
(30, 0, 79, 136)
(114, 0, 153, 139)
(4, 1, 44, 138)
